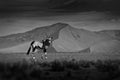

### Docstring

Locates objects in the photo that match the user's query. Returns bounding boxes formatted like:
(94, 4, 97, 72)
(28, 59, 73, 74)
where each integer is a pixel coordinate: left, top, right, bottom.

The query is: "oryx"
(26, 37, 53, 61)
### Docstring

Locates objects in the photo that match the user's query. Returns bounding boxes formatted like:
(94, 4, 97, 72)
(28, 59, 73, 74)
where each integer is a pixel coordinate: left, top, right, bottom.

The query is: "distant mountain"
(0, 23, 120, 54)
(0, 23, 67, 49)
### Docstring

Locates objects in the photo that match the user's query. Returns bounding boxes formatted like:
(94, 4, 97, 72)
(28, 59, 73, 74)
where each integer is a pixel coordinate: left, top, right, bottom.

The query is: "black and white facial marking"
(42, 37, 53, 49)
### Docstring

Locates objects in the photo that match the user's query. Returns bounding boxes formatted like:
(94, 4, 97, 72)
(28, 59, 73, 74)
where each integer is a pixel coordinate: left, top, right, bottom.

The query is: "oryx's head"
(48, 36, 53, 44)
(46, 35, 53, 42)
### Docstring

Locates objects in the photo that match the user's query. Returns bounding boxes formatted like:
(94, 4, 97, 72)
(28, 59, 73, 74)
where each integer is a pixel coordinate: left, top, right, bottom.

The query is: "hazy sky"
(0, 0, 120, 36)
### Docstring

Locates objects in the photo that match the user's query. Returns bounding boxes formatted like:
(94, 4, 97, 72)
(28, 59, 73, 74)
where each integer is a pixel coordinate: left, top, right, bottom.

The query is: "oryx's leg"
(41, 52, 47, 59)
(43, 49, 47, 59)
(31, 47, 37, 62)
(31, 55, 37, 63)
(41, 48, 47, 59)
(32, 47, 36, 52)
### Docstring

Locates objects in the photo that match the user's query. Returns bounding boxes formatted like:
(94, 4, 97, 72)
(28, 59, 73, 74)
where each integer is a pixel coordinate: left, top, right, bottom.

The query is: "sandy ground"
(0, 52, 120, 63)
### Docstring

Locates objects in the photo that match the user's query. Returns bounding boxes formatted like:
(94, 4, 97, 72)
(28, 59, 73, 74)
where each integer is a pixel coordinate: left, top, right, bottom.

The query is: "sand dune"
(53, 25, 119, 53)
(0, 23, 120, 54)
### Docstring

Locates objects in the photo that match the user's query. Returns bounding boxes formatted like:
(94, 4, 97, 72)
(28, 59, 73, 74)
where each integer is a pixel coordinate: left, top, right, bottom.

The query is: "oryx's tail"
(26, 46, 31, 55)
